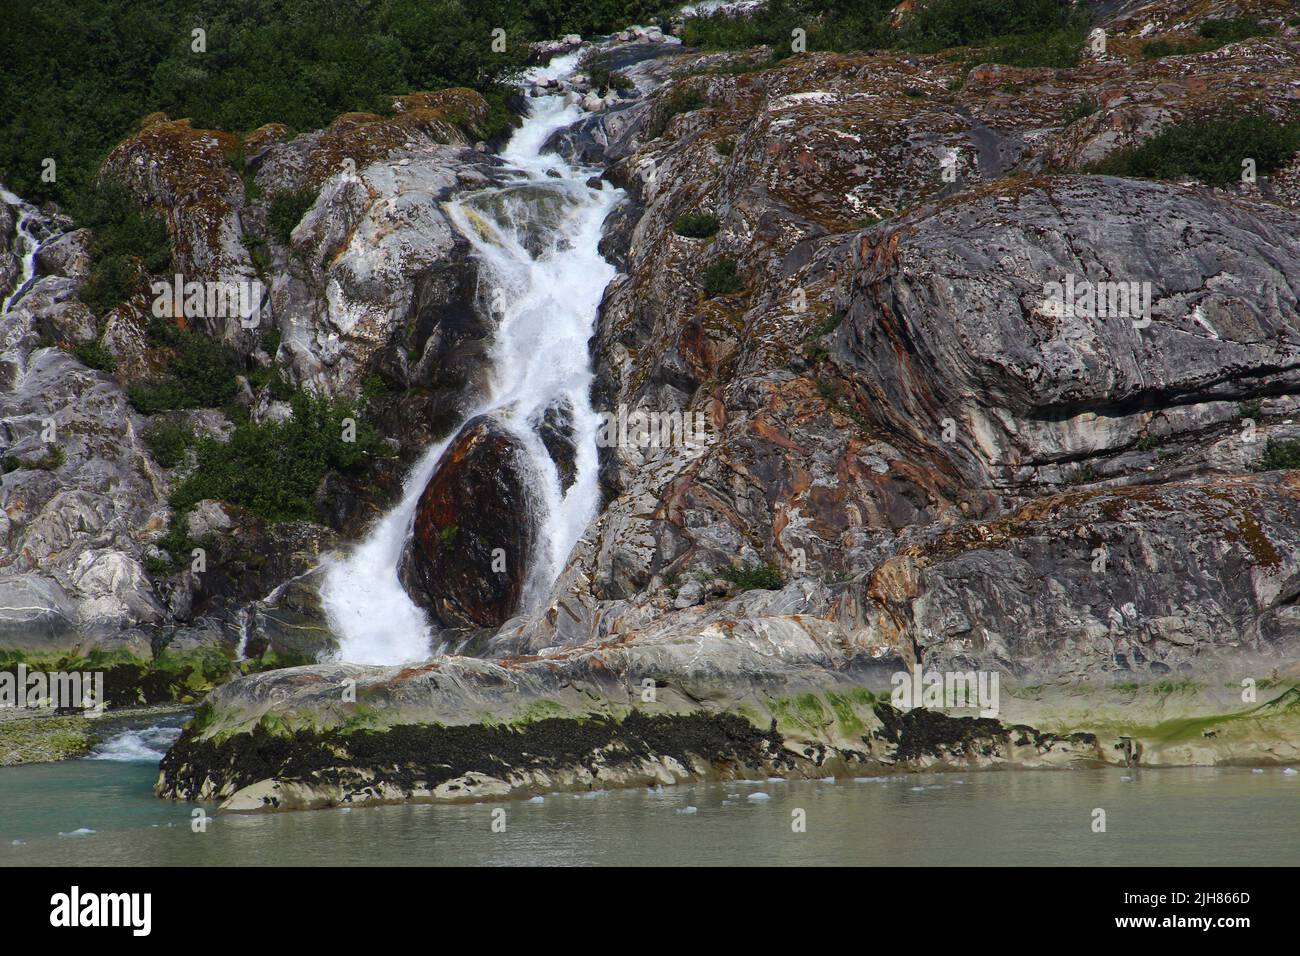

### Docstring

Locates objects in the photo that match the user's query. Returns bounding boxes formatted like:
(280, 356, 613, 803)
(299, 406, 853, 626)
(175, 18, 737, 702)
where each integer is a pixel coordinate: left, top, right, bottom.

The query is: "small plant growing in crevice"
(701, 257, 742, 297)
(2, 446, 65, 473)
(718, 562, 784, 591)
(143, 420, 196, 469)
(1255, 438, 1300, 472)
(73, 338, 117, 372)
(268, 188, 318, 245)
(673, 212, 719, 239)
(646, 87, 707, 140)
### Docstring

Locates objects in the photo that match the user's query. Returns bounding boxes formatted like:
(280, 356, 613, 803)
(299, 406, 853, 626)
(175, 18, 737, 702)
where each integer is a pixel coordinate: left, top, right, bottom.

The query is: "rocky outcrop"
(400, 416, 541, 629)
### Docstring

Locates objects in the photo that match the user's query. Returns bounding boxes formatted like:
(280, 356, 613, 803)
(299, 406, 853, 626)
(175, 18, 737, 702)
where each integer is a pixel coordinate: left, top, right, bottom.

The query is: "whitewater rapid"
(322, 54, 622, 665)
(1, 187, 45, 314)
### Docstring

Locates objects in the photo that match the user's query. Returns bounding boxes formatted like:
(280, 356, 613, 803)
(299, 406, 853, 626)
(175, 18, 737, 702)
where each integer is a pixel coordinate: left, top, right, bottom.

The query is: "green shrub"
(681, 0, 894, 52)
(168, 391, 387, 522)
(2, 446, 66, 473)
(1064, 95, 1099, 124)
(715, 138, 736, 156)
(127, 319, 243, 413)
(73, 338, 117, 372)
(1090, 113, 1300, 186)
(898, 0, 1088, 53)
(586, 65, 634, 94)
(673, 212, 720, 239)
(143, 420, 195, 468)
(1143, 18, 1272, 58)
(701, 257, 743, 297)
(74, 177, 171, 316)
(1255, 438, 1300, 472)
(268, 189, 318, 245)
(646, 87, 708, 140)
(718, 562, 784, 591)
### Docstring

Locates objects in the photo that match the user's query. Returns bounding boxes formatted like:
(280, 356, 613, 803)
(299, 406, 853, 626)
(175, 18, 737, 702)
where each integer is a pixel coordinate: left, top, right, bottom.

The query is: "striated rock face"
(400, 416, 542, 629)
(829, 175, 1300, 495)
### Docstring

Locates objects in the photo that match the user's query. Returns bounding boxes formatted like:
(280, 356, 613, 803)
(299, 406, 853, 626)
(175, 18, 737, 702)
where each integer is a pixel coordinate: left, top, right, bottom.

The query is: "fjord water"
(320, 52, 620, 665)
(2, 722, 1297, 866)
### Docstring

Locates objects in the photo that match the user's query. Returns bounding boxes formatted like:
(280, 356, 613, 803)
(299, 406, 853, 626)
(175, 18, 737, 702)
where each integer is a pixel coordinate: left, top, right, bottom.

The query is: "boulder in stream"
(400, 415, 540, 628)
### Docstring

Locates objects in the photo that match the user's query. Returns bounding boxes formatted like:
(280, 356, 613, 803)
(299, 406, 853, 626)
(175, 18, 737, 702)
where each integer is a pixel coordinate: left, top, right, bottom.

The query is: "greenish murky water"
(1, 719, 1296, 866)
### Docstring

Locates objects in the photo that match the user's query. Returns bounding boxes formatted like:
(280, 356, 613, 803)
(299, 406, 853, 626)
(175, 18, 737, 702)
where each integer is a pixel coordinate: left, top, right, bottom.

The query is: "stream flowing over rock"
(2, 3, 1300, 803)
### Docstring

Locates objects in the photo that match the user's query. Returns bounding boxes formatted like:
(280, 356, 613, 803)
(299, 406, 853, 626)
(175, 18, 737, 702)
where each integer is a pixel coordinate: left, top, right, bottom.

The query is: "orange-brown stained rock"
(399, 415, 539, 629)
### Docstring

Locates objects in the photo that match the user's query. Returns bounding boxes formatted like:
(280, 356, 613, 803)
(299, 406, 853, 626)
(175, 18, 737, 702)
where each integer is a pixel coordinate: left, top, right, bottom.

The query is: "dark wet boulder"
(400, 415, 540, 628)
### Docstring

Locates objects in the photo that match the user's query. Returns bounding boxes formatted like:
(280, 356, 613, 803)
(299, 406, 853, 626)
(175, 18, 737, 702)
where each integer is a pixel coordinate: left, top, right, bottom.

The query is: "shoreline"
(151, 674, 1300, 814)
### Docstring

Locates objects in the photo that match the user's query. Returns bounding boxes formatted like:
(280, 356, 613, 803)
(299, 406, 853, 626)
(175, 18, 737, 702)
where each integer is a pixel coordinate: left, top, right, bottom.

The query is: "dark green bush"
(1090, 113, 1300, 186)
(1143, 18, 1272, 58)
(681, 0, 894, 52)
(128, 320, 243, 413)
(586, 65, 634, 94)
(74, 177, 172, 316)
(673, 212, 720, 239)
(1064, 95, 1100, 124)
(268, 189, 318, 246)
(701, 257, 743, 297)
(1255, 438, 1300, 472)
(143, 420, 195, 468)
(73, 338, 117, 372)
(169, 391, 387, 522)
(1198, 17, 1271, 43)
(898, 0, 1088, 53)
(646, 87, 708, 140)
(2, 446, 66, 473)
(718, 562, 784, 591)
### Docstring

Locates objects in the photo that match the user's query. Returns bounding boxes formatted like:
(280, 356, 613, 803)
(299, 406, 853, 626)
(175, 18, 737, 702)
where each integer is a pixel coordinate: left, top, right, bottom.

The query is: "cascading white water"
(1, 187, 45, 314)
(322, 54, 622, 665)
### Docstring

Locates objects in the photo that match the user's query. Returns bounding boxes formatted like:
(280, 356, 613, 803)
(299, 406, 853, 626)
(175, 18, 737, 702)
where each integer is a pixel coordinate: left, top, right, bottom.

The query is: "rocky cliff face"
(2, 3, 1299, 795)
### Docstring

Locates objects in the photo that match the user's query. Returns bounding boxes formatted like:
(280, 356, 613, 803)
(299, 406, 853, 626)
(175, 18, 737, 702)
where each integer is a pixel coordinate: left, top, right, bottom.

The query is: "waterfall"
(322, 54, 623, 665)
(1, 187, 46, 314)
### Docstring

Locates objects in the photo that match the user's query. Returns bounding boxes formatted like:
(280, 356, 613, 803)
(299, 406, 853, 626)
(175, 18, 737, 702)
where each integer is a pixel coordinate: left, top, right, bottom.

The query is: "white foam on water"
(90, 724, 183, 762)
(1, 187, 47, 314)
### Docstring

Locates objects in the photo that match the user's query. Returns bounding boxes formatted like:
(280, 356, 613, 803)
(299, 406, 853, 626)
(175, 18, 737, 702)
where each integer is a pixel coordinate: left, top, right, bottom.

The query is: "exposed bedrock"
(830, 175, 1300, 495)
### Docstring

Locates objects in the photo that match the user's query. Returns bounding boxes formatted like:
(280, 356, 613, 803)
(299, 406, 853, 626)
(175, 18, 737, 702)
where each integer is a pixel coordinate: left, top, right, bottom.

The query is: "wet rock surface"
(400, 416, 541, 629)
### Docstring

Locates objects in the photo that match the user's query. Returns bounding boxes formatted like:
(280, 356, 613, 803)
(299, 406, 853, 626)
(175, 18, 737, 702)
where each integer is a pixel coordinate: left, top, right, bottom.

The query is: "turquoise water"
(1, 720, 1296, 866)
